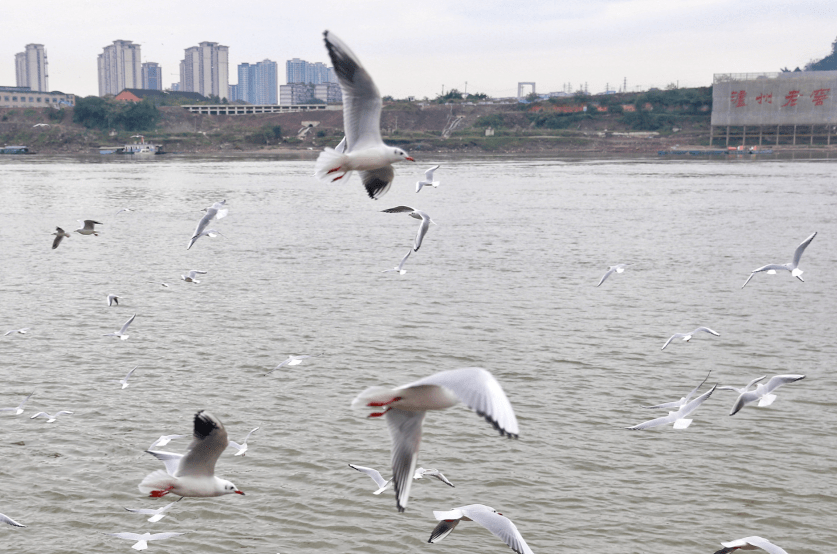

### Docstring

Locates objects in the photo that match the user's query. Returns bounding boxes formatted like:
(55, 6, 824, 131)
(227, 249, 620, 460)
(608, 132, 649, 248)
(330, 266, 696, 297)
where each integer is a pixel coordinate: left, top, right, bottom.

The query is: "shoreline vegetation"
(1, 87, 835, 156)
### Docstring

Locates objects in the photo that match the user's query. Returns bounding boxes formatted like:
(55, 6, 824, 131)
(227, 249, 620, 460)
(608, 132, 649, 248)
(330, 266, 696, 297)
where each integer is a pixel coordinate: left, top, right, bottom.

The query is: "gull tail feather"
(138, 469, 177, 496)
(314, 148, 349, 181)
(350, 386, 398, 409)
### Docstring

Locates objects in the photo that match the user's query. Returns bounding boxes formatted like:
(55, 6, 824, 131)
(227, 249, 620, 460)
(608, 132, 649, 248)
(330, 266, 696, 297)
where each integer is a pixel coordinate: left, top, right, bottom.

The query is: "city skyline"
(1, 0, 835, 100)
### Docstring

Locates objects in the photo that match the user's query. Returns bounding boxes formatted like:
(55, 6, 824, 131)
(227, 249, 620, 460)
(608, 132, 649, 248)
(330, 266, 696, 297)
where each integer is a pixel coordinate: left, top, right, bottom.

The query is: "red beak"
(406, 157, 415, 161)
(235, 490, 245, 495)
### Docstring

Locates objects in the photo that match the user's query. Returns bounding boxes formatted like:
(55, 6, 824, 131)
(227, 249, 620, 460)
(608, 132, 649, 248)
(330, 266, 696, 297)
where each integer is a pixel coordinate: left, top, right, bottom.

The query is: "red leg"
(367, 396, 402, 407)
(368, 408, 391, 418)
(326, 166, 342, 174)
(150, 486, 174, 498)
(331, 175, 344, 182)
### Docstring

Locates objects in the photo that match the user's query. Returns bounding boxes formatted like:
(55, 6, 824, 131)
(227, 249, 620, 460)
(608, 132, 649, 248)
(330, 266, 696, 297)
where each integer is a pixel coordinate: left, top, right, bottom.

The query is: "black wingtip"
(193, 410, 219, 439)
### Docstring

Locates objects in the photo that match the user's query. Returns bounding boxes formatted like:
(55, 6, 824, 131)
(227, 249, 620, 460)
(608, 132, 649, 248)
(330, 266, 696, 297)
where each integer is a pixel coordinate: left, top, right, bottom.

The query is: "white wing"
(463, 505, 536, 554)
(0, 513, 25, 527)
(241, 426, 260, 444)
(792, 231, 816, 267)
(385, 408, 426, 512)
(596, 267, 616, 287)
(692, 326, 720, 337)
(405, 367, 520, 438)
(422, 469, 454, 487)
(424, 165, 440, 180)
(120, 314, 137, 335)
(730, 390, 760, 416)
(323, 31, 383, 151)
(661, 334, 683, 350)
(348, 463, 390, 489)
(176, 411, 229, 478)
(188, 209, 216, 249)
(145, 450, 184, 476)
(414, 213, 432, 251)
(721, 536, 788, 554)
(763, 374, 805, 393)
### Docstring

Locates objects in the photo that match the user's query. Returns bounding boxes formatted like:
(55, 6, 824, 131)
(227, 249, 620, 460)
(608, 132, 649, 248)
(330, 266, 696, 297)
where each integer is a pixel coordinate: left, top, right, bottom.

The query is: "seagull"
(123, 498, 183, 523)
(626, 385, 716, 430)
(713, 536, 789, 554)
(181, 270, 207, 283)
(352, 367, 519, 512)
(742, 231, 817, 288)
(0, 513, 26, 527)
(103, 314, 136, 340)
(661, 327, 720, 350)
(596, 264, 630, 287)
(107, 294, 124, 307)
(195, 228, 225, 240)
(75, 220, 103, 236)
(0, 392, 34, 415)
(428, 504, 535, 554)
(32, 123, 50, 128)
(52, 227, 70, 249)
(104, 531, 186, 551)
(382, 249, 412, 275)
(148, 434, 187, 451)
(30, 411, 73, 423)
(115, 207, 135, 215)
(720, 374, 805, 416)
(263, 354, 318, 376)
(381, 206, 436, 251)
(643, 371, 711, 410)
(3, 328, 29, 337)
(187, 200, 227, 250)
(314, 31, 415, 200)
(349, 463, 454, 494)
(138, 410, 245, 497)
(228, 427, 259, 456)
(113, 366, 138, 389)
(416, 165, 440, 193)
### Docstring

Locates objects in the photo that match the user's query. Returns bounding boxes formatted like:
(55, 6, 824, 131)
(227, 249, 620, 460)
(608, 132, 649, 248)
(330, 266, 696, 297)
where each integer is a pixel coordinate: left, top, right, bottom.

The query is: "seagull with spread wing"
(314, 31, 415, 200)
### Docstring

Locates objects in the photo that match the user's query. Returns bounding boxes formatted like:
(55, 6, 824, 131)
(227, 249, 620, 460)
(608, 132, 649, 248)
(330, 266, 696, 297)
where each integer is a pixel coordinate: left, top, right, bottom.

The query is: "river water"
(0, 153, 834, 553)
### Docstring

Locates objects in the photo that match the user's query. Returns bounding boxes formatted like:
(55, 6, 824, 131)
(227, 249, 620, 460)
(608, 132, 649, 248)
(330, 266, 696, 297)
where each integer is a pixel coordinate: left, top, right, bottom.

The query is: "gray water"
(0, 154, 835, 554)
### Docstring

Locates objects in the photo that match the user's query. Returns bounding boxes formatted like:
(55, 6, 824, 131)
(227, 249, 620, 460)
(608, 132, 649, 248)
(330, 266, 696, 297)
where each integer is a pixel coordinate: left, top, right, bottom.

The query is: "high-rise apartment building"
(98, 40, 142, 96)
(15, 44, 49, 92)
(285, 58, 336, 85)
(180, 42, 229, 100)
(141, 62, 162, 91)
(234, 60, 278, 104)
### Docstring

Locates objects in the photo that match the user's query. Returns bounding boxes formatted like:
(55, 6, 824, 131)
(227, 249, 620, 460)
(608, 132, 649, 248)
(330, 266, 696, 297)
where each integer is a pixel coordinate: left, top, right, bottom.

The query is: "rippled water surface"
(0, 154, 835, 553)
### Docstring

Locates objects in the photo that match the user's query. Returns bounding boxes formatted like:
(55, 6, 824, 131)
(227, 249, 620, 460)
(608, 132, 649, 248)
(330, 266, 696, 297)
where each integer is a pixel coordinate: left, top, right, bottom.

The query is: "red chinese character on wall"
(782, 90, 801, 107)
(730, 90, 746, 107)
(756, 93, 773, 104)
(811, 88, 831, 106)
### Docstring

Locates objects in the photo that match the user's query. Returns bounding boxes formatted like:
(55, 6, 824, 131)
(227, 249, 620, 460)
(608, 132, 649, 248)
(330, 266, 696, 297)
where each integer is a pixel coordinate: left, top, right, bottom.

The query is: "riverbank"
(3, 101, 836, 156)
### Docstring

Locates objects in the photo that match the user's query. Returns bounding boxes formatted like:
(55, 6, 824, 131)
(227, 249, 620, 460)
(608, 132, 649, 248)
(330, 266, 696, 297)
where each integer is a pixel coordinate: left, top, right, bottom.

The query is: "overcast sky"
(2, 0, 835, 99)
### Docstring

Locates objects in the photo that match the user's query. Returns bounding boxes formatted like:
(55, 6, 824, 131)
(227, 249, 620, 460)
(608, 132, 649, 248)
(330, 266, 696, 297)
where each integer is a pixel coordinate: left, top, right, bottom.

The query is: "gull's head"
(390, 148, 415, 163)
(220, 479, 245, 496)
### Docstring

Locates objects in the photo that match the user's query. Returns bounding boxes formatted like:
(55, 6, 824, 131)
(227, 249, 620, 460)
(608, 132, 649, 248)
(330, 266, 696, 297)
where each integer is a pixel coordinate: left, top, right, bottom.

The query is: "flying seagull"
(228, 426, 259, 456)
(123, 498, 183, 523)
(314, 31, 415, 200)
(75, 220, 103, 236)
(103, 314, 136, 340)
(352, 367, 519, 512)
(596, 264, 630, 287)
(3, 328, 29, 337)
(138, 410, 245, 497)
(148, 434, 187, 451)
(428, 504, 535, 554)
(52, 227, 70, 249)
(181, 270, 207, 283)
(349, 463, 454, 494)
(626, 385, 716, 430)
(113, 366, 139, 389)
(104, 531, 186, 551)
(661, 327, 719, 350)
(107, 294, 124, 307)
(713, 536, 789, 554)
(30, 411, 73, 423)
(720, 374, 805, 416)
(742, 231, 817, 288)
(263, 354, 318, 376)
(381, 206, 436, 251)
(382, 249, 412, 275)
(416, 165, 440, 193)
(187, 200, 227, 250)
(0, 392, 34, 415)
